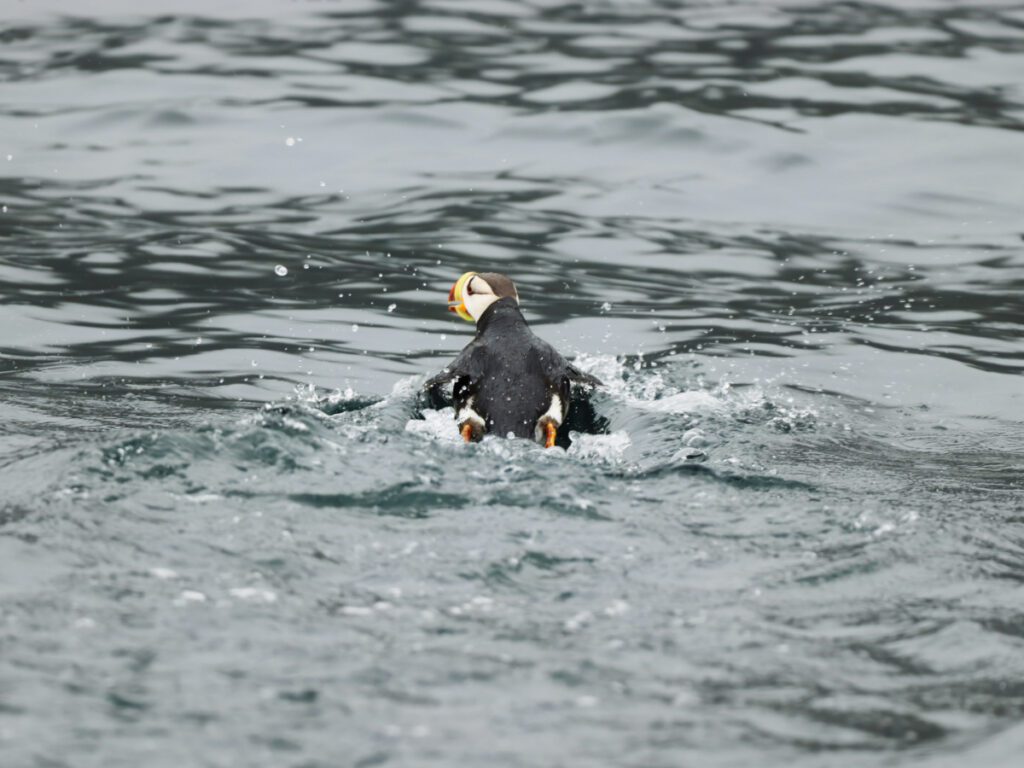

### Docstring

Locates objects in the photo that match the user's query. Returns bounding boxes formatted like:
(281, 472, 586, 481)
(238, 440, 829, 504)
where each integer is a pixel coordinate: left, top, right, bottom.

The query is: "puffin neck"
(475, 297, 526, 335)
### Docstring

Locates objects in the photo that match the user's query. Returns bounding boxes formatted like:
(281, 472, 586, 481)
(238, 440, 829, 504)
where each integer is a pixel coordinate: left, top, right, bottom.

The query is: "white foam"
(567, 431, 631, 462)
(633, 390, 724, 414)
(379, 374, 423, 407)
(405, 407, 463, 443)
(321, 386, 358, 405)
(570, 353, 630, 394)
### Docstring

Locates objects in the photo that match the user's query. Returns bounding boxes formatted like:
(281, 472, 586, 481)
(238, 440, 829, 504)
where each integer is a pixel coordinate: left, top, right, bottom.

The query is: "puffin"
(425, 271, 601, 447)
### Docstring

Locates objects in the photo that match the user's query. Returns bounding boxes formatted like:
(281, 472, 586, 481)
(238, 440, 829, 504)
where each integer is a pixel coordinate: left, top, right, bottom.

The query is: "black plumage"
(425, 297, 601, 443)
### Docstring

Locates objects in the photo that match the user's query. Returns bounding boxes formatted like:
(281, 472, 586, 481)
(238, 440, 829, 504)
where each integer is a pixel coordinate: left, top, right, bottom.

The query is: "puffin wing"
(566, 362, 603, 389)
(525, 342, 602, 447)
(530, 340, 603, 390)
(424, 343, 489, 411)
(425, 344, 491, 440)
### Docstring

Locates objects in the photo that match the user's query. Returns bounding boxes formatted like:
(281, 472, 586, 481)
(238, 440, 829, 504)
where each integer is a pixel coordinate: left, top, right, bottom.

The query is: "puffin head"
(448, 271, 519, 323)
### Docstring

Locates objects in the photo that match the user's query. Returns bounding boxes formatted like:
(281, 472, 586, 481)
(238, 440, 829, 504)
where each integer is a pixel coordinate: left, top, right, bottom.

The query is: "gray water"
(2, 1, 1023, 766)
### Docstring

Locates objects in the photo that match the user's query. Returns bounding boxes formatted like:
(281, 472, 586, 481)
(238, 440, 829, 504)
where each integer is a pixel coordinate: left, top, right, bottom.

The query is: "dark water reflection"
(1, 1, 1023, 766)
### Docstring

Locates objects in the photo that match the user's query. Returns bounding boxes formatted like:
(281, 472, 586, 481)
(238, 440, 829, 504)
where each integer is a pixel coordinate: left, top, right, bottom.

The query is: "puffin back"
(472, 300, 557, 438)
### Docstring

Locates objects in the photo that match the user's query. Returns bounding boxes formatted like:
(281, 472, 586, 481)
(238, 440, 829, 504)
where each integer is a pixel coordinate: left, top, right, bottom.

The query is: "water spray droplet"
(274, 265, 288, 276)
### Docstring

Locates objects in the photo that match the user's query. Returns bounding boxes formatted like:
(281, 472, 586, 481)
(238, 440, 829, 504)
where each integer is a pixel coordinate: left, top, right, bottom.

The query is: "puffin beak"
(447, 271, 476, 323)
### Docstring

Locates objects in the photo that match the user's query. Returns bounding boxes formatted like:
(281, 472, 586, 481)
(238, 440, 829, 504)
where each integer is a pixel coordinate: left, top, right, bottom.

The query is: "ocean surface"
(2, 1, 1023, 766)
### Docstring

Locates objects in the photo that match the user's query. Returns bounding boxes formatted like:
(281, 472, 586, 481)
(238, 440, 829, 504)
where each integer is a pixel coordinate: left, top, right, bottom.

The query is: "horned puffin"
(425, 271, 601, 447)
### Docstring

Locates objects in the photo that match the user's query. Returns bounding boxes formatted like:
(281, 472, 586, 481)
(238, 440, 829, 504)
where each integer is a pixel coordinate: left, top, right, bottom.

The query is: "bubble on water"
(682, 428, 707, 447)
(604, 599, 630, 617)
(352, 324, 359, 332)
(274, 265, 288, 276)
(601, 301, 612, 312)
(563, 610, 592, 633)
(340, 605, 373, 617)
(440, 334, 446, 340)
(229, 587, 277, 603)
(1, 206, 6, 213)
(387, 303, 397, 313)
(285, 137, 296, 147)
(175, 590, 207, 605)
(251, 360, 258, 367)
(5, 154, 11, 161)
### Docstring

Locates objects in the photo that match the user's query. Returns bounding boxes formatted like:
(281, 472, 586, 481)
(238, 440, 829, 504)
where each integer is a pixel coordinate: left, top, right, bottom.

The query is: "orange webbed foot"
(543, 421, 557, 449)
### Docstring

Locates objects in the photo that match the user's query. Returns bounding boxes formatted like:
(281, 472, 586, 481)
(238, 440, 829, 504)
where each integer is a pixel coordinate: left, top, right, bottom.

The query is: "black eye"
(466, 278, 475, 295)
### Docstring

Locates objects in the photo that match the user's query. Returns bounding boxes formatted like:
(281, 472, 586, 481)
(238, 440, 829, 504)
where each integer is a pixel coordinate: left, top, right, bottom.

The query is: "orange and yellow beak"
(447, 271, 476, 323)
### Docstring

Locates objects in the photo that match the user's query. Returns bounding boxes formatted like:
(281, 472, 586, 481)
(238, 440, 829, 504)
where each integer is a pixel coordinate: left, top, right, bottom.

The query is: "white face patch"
(462, 275, 501, 322)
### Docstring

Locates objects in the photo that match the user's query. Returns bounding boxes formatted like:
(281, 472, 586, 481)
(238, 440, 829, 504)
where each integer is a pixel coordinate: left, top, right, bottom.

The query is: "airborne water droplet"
(387, 303, 397, 313)
(352, 324, 359, 332)
(274, 265, 288, 276)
